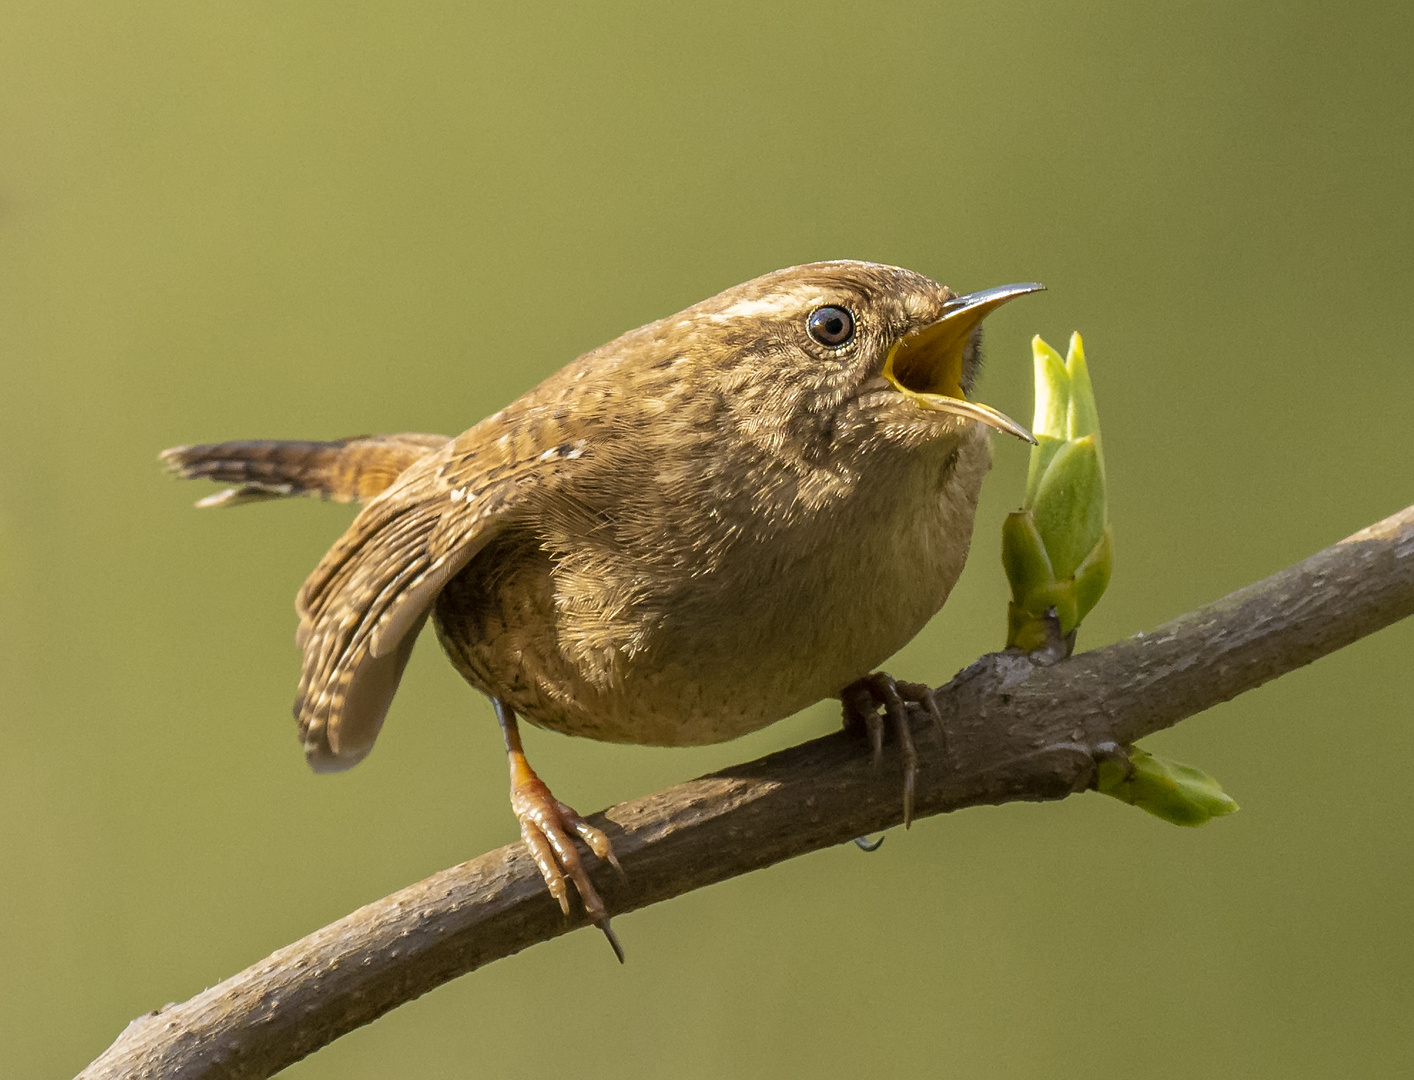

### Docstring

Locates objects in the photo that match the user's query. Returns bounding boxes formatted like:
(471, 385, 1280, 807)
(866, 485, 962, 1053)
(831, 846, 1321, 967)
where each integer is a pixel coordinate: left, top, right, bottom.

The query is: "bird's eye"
(806, 306, 855, 348)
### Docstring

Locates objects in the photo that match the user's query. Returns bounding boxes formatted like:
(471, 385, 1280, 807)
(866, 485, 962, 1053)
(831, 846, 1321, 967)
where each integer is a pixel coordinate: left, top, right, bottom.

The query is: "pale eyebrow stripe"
(708, 293, 821, 321)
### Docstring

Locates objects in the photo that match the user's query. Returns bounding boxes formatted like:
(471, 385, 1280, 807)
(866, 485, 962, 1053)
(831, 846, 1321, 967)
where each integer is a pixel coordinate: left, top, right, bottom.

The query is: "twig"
(78, 505, 1414, 1080)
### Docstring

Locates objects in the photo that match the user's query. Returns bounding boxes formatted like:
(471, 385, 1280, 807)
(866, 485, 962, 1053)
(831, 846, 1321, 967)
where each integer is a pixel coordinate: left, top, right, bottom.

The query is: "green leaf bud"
(1096, 746, 1239, 826)
(1004, 333, 1112, 646)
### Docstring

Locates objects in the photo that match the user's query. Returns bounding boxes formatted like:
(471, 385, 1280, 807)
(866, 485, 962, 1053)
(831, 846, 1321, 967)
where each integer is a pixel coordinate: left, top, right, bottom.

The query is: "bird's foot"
(509, 769, 625, 962)
(841, 672, 943, 829)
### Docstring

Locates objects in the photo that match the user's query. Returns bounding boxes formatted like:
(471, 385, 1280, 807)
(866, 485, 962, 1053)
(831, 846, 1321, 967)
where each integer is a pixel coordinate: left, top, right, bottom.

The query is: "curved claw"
(560, 799, 625, 877)
(841, 673, 943, 829)
(853, 834, 886, 852)
(598, 918, 626, 964)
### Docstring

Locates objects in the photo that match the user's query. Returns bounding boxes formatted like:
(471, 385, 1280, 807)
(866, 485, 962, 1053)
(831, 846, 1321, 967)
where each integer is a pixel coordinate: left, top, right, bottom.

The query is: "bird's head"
(658, 261, 1041, 454)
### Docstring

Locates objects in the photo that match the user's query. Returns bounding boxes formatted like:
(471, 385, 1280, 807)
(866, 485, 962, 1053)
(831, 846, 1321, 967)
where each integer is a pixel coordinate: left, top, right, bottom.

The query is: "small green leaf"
(1063, 332, 1101, 440)
(1031, 335, 1070, 440)
(1001, 510, 1054, 594)
(1069, 525, 1113, 629)
(1024, 434, 1067, 507)
(1030, 436, 1106, 580)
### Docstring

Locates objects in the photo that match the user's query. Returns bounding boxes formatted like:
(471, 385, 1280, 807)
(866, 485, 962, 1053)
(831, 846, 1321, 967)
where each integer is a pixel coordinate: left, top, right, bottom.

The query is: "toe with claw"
(841, 672, 943, 829)
(495, 697, 625, 962)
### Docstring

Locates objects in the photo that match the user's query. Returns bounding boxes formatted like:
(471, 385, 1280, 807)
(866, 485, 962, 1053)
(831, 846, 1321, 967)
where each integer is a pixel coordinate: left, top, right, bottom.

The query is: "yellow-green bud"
(1095, 747, 1239, 826)
(1004, 333, 1113, 648)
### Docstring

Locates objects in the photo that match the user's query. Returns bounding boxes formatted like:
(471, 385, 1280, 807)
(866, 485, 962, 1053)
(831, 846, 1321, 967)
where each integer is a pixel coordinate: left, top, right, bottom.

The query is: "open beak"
(881, 283, 1044, 443)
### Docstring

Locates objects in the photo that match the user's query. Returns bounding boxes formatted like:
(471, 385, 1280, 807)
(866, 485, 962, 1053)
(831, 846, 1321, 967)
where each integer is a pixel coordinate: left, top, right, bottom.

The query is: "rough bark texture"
(79, 505, 1414, 1080)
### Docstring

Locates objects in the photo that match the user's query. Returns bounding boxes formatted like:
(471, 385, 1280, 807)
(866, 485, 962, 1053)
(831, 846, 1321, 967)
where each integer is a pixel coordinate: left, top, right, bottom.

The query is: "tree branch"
(79, 505, 1414, 1080)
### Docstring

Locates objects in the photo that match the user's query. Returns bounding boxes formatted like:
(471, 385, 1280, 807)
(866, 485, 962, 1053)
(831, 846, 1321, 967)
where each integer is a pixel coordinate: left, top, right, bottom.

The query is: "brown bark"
(78, 504, 1414, 1080)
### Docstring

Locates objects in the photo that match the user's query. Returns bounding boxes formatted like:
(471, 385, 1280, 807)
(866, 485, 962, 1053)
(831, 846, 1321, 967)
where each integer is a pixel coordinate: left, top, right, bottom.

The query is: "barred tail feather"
(160, 433, 450, 507)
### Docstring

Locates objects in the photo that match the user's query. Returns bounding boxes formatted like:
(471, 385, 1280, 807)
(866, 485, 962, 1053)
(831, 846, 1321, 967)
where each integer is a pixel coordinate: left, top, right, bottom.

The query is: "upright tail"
(160, 433, 451, 507)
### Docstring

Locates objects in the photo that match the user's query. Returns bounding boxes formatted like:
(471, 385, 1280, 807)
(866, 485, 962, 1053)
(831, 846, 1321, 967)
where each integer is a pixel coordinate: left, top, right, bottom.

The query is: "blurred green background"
(2, 1, 1411, 1076)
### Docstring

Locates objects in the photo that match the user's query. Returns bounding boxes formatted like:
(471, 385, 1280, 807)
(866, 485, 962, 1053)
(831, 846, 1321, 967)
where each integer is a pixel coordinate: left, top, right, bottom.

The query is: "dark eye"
(806, 306, 855, 348)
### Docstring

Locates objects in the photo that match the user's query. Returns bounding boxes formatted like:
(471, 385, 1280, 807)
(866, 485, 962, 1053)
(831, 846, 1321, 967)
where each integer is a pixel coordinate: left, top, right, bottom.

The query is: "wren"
(163, 261, 1041, 956)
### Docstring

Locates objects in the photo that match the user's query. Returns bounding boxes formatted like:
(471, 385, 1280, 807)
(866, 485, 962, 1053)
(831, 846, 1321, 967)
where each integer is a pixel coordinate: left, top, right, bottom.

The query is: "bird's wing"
(293, 407, 590, 771)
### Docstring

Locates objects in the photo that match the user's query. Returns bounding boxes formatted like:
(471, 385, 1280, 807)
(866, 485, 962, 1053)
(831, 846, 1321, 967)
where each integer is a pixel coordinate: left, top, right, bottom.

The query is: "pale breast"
(434, 429, 991, 746)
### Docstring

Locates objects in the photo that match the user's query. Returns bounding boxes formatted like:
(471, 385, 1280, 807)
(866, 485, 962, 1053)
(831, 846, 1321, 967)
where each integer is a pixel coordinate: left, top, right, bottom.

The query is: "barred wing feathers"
(293, 409, 588, 771)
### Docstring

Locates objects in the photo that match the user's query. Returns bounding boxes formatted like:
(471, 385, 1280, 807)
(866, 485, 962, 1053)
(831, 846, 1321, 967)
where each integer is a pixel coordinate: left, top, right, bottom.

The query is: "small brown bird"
(163, 261, 1040, 956)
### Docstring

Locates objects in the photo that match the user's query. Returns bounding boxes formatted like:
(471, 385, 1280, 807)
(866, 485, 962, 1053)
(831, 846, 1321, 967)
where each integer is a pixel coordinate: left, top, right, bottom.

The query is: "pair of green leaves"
(1003, 334, 1236, 826)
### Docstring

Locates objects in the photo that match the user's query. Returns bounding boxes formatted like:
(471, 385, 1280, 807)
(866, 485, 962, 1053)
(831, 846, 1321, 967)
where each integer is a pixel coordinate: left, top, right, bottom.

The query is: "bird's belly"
(435, 436, 988, 746)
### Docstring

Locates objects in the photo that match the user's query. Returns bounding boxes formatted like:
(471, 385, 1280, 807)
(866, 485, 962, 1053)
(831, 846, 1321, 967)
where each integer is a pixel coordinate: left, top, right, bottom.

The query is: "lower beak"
(882, 283, 1044, 443)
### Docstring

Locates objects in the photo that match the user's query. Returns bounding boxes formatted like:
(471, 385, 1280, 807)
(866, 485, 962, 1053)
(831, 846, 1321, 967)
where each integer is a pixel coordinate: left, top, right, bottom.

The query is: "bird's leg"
(840, 673, 943, 829)
(493, 697, 625, 962)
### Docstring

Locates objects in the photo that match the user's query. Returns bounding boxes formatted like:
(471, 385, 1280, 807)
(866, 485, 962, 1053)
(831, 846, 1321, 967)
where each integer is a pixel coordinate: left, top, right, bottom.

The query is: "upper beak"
(882, 282, 1045, 443)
